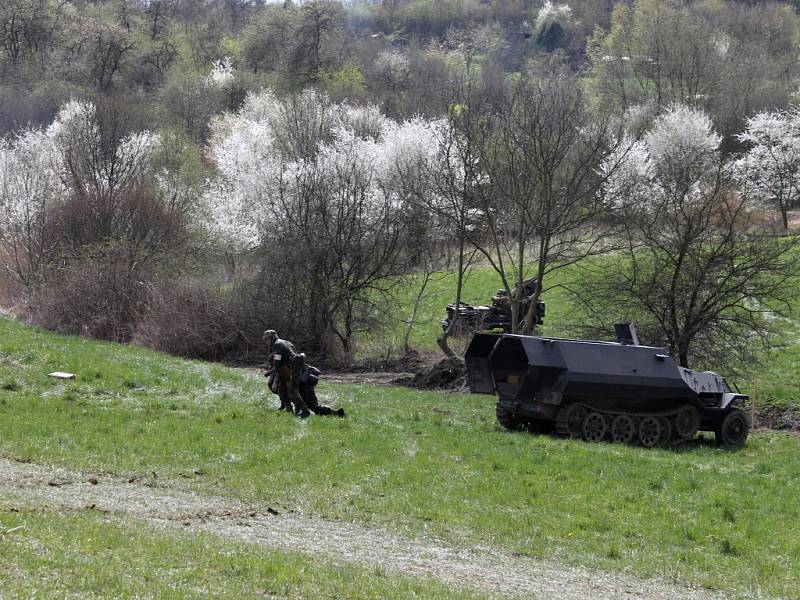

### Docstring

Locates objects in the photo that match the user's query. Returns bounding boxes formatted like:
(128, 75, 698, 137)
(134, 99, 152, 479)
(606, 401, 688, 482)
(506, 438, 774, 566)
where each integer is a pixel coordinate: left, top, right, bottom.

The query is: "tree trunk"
(521, 283, 541, 335)
(436, 333, 456, 359)
(404, 270, 432, 354)
(522, 239, 548, 334)
(510, 298, 520, 334)
(438, 235, 467, 359)
(678, 343, 690, 368)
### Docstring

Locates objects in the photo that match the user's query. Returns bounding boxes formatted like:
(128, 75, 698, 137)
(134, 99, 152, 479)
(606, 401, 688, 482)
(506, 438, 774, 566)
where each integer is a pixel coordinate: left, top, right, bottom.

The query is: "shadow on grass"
(503, 425, 749, 453)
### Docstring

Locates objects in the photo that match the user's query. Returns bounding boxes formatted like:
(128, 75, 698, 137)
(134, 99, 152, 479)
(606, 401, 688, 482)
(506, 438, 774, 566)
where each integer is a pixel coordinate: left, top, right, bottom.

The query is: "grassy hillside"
(380, 265, 800, 413)
(1, 316, 799, 597)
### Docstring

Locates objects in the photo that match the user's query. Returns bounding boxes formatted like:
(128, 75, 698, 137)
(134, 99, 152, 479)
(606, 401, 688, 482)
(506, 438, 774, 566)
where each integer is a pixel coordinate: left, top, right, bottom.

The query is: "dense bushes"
(131, 279, 246, 359)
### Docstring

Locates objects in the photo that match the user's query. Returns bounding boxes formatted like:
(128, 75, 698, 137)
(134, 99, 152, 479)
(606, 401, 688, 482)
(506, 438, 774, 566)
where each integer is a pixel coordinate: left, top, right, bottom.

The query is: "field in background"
(369, 267, 575, 356)
(1, 317, 799, 597)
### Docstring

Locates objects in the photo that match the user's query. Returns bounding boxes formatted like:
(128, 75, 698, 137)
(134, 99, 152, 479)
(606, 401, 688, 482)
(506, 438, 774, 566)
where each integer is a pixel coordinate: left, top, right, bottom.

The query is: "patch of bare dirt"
(410, 356, 467, 391)
(0, 458, 729, 599)
(323, 371, 416, 386)
(314, 351, 468, 390)
(754, 405, 800, 431)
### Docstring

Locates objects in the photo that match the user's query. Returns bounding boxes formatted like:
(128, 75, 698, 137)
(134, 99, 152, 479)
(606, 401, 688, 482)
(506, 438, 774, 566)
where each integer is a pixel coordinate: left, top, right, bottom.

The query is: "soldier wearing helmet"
(262, 330, 344, 418)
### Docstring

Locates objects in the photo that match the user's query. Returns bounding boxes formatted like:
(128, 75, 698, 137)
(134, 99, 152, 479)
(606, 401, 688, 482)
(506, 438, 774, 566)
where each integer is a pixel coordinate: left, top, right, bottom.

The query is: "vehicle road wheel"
(638, 416, 662, 448)
(715, 409, 749, 448)
(674, 405, 701, 439)
(582, 412, 608, 443)
(611, 415, 636, 444)
(658, 417, 672, 446)
(560, 404, 588, 438)
(496, 403, 525, 432)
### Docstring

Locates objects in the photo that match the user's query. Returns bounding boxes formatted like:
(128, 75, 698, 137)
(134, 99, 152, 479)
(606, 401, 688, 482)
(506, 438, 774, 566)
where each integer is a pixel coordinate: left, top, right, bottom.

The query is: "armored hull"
(465, 332, 750, 447)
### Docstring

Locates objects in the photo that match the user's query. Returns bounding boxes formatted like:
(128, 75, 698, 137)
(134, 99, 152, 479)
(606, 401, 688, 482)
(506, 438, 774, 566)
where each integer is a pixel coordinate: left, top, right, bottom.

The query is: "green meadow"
(1, 316, 799, 597)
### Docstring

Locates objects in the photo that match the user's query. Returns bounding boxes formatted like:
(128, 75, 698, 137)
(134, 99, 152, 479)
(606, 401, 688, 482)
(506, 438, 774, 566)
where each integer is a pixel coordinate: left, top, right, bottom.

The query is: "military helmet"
(262, 329, 278, 342)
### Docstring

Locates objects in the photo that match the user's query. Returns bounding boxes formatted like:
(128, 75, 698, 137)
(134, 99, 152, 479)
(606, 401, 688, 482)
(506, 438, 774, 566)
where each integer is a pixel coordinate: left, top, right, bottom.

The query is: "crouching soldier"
(296, 354, 345, 417)
(262, 330, 345, 418)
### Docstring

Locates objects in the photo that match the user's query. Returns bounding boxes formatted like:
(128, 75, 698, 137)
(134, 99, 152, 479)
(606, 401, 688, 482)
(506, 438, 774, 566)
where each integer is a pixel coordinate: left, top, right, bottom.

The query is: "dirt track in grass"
(0, 457, 729, 600)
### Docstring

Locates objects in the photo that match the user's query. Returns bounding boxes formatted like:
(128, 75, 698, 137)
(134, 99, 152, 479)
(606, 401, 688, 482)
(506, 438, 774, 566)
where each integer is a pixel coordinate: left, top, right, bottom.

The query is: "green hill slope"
(1, 316, 800, 597)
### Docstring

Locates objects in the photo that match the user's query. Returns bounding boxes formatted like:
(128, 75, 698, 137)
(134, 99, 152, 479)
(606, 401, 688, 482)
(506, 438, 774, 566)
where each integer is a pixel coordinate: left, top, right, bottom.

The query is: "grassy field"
(380, 265, 800, 412)
(1, 316, 799, 597)
(0, 508, 475, 599)
(374, 267, 576, 355)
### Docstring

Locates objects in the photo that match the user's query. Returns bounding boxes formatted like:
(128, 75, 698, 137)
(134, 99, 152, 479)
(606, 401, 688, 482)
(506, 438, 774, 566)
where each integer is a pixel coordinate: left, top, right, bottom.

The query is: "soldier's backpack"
(295, 353, 321, 386)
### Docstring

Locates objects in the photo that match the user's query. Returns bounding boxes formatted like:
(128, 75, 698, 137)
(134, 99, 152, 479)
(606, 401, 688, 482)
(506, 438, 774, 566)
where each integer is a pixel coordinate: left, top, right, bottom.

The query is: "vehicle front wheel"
(715, 409, 750, 448)
(496, 403, 525, 431)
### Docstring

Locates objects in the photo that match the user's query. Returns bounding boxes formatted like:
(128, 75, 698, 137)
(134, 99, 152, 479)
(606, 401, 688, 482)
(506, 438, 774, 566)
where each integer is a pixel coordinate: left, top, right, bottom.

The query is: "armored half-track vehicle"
(465, 324, 750, 447)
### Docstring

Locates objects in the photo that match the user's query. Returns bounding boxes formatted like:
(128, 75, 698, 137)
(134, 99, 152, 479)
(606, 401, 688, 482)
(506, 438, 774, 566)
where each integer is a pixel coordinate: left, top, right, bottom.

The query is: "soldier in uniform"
(262, 330, 345, 418)
(297, 359, 345, 417)
(263, 329, 309, 417)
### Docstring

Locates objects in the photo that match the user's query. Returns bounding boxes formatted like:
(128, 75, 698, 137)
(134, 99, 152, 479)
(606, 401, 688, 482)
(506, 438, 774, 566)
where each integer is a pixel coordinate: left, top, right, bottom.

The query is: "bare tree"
(289, 0, 345, 79)
(470, 69, 623, 334)
(402, 26, 502, 357)
(400, 245, 450, 355)
(60, 15, 137, 91)
(397, 111, 483, 357)
(242, 3, 297, 74)
(0, 0, 52, 66)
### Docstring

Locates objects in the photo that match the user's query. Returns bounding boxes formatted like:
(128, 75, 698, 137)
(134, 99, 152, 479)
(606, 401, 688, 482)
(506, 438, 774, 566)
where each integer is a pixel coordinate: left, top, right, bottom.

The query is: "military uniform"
(267, 336, 310, 417)
(263, 330, 345, 418)
(296, 358, 344, 417)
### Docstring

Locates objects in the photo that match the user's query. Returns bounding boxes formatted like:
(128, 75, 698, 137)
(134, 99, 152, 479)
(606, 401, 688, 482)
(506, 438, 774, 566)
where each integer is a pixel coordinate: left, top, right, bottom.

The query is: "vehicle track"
(0, 457, 728, 600)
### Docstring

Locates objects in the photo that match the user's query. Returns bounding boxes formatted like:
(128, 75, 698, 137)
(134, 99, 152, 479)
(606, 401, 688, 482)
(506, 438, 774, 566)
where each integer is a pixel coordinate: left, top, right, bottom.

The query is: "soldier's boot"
(277, 394, 293, 411)
(292, 394, 311, 419)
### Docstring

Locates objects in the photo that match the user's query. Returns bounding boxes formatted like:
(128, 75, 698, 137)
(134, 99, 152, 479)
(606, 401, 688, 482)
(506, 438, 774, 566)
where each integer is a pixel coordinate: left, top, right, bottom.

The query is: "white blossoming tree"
(52, 99, 161, 210)
(205, 57, 236, 88)
(536, 1, 572, 31)
(0, 98, 197, 340)
(602, 103, 721, 211)
(0, 128, 67, 287)
(734, 109, 800, 231)
(206, 89, 437, 355)
(577, 104, 799, 370)
(0, 97, 163, 289)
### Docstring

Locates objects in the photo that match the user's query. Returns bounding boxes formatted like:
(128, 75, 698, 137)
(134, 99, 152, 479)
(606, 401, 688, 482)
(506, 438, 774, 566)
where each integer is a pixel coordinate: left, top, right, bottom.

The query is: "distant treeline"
(2, 0, 799, 138)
